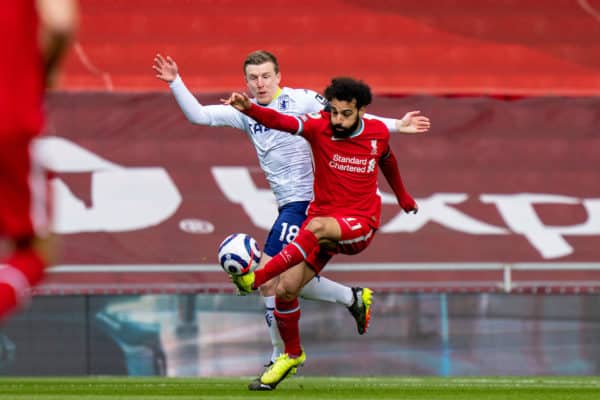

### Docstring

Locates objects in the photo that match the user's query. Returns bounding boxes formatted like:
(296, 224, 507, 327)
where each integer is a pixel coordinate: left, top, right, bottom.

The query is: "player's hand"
(153, 53, 178, 83)
(221, 92, 252, 111)
(400, 194, 419, 214)
(396, 111, 430, 134)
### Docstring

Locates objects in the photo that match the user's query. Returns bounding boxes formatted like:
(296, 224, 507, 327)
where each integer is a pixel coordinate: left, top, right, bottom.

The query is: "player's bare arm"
(153, 53, 178, 83)
(396, 110, 431, 134)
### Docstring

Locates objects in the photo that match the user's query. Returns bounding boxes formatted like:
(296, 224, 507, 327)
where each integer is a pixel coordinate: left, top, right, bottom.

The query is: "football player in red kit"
(0, 0, 78, 320)
(224, 77, 419, 390)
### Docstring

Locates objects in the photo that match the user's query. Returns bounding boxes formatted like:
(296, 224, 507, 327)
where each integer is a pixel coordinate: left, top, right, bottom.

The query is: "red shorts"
(302, 215, 376, 274)
(0, 136, 50, 239)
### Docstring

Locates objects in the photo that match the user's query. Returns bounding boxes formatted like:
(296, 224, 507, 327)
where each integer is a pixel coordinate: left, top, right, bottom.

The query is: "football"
(217, 233, 261, 275)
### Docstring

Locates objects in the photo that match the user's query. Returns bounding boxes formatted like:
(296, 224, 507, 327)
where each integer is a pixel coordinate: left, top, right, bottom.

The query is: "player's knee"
(258, 278, 277, 297)
(305, 217, 328, 238)
(275, 282, 300, 301)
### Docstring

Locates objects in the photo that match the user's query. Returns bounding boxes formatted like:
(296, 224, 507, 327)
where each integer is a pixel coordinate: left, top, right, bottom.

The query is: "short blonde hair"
(243, 50, 279, 74)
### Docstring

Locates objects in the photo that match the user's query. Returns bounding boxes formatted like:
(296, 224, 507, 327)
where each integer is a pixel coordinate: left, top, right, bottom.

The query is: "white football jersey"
(169, 76, 396, 207)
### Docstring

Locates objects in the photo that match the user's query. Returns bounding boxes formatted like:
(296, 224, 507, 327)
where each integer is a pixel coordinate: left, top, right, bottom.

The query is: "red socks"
(274, 297, 302, 357)
(0, 250, 45, 320)
(256, 230, 317, 357)
(253, 229, 319, 288)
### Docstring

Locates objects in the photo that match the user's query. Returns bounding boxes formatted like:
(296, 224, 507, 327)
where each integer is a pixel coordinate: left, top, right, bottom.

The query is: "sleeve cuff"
(169, 74, 183, 89)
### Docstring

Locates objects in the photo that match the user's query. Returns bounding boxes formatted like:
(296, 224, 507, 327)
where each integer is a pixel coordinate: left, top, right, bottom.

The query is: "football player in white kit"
(153, 50, 429, 376)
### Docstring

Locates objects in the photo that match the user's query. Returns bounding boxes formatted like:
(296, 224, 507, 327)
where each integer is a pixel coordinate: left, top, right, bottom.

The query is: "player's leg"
(299, 276, 353, 305)
(252, 216, 376, 334)
(261, 206, 361, 313)
(255, 254, 284, 365)
(255, 202, 309, 365)
(0, 138, 52, 320)
(251, 216, 340, 288)
(330, 216, 378, 334)
(273, 263, 314, 358)
(249, 262, 314, 391)
(301, 278, 372, 335)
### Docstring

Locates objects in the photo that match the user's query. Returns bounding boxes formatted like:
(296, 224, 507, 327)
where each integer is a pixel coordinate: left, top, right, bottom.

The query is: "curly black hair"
(324, 77, 372, 109)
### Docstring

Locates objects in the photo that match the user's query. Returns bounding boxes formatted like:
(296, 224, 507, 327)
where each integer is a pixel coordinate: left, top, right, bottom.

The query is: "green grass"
(0, 377, 599, 399)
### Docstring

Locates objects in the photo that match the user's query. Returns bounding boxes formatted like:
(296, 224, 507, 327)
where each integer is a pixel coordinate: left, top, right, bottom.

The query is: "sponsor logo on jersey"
(328, 153, 373, 173)
(248, 122, 270, 134)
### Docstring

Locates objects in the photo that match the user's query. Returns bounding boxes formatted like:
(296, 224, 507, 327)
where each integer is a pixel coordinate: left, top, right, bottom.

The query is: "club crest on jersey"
(370, 140, 378, 155)
(278, 95, 290, 111)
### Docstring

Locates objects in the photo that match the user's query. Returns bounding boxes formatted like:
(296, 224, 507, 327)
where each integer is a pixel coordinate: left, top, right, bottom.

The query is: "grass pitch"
(0, 376, 598, 399)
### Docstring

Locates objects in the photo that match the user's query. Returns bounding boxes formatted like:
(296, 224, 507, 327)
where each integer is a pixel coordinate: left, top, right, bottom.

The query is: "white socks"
(299, 276, 354, 307)
(262, 295, 284, 363)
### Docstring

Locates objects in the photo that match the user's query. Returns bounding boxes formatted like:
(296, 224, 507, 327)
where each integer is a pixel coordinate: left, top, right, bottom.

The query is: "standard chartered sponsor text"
(329, 153, 372, 173)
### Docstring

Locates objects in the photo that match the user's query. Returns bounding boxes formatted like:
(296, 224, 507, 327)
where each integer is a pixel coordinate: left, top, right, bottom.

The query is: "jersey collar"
(258, 87, 283, 106)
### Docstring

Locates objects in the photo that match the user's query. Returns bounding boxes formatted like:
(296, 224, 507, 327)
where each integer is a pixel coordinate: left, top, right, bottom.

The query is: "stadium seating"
(59, 0, 600, 95)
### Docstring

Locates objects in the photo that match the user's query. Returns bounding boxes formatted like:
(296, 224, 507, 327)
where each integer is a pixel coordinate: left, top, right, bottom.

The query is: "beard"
(331, 117, 360, 138)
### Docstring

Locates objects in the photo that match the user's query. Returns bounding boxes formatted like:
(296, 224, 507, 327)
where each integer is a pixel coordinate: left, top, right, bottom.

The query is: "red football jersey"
(0, 0, 44, 139)
(299, 111, 390, 228)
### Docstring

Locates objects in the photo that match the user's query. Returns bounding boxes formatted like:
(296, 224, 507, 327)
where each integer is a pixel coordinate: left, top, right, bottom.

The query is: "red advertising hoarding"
(36, 93, 600, 294)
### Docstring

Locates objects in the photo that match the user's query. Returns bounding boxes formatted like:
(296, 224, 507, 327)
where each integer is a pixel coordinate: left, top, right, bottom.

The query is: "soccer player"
(153, 50, 429, 370)
(224, 77, 419, 390)
(0, 0, 78, 320)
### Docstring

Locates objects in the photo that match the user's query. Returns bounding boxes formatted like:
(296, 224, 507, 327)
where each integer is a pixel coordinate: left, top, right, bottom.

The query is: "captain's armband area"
(380, 146, 392, 160)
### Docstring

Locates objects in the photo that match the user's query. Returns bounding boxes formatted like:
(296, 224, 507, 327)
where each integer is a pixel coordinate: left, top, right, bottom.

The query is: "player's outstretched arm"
(154, 55, 243, 128)
(396, 111, 430, 134)
(223, 93, 302, 134)
(153, 54, 178, 83)
(364, 111, 429, 134)
(379, 148, 418, 214)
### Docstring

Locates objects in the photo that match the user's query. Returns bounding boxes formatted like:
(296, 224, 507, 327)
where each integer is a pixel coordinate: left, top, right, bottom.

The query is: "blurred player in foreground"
(153, 50, 429, 376)
(224, 77, 419, 390)
(0, 0, 78, 320)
